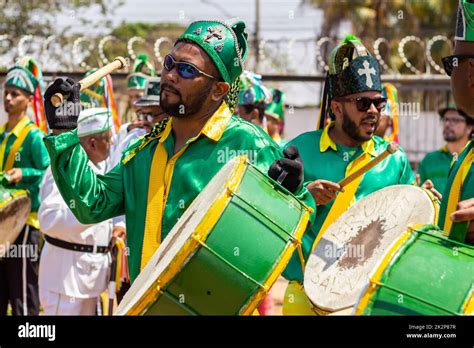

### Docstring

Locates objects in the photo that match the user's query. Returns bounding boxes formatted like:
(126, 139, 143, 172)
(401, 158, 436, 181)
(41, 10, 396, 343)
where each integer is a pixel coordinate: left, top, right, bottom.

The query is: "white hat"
(77, 107, 112, 137)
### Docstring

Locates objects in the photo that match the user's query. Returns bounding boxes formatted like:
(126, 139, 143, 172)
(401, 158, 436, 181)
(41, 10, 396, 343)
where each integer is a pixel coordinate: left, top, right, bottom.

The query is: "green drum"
(116, 156, 312, 315)
(0, 182, 31, 257)
(355, 224, 473, 315)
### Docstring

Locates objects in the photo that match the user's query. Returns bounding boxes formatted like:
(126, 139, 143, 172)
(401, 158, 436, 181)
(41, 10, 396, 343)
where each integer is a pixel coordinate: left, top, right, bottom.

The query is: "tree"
(0, 0, 124, 37)
(304, 0, 458, 40)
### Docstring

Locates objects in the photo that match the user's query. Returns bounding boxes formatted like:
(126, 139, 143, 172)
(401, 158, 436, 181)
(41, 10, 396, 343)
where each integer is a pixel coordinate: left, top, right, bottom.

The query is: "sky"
(64, 0, 323, 40)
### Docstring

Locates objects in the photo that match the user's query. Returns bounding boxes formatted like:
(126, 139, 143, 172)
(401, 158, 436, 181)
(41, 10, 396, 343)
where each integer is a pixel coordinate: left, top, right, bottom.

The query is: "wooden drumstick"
(338, 142, 399, 188)
(50, 56, 128, 107)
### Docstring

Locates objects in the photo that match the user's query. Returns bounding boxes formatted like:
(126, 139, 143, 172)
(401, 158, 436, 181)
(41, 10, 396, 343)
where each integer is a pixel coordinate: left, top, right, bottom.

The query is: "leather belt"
(44, 235, 109, 254)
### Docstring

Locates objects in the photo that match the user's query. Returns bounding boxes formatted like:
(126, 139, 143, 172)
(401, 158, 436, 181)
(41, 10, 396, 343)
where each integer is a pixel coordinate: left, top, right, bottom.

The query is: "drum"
(355, 224, 473, 315)
(116, 156, 312, 315)
(304, 185, 439, 315)
(0, 185, 31, 257)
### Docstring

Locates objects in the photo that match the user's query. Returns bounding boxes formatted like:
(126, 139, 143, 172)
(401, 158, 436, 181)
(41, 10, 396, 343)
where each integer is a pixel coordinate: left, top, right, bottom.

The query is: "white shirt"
(38, 162, 112, 298)
(110, 127, 147, 168)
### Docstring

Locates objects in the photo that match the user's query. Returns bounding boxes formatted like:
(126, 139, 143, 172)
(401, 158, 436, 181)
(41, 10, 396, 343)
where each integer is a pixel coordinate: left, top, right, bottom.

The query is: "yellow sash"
(310, 150, 373, 252)
(141, 143, 168, 270)
(443, 148, 473, 234)
(0, 116, 33, 171)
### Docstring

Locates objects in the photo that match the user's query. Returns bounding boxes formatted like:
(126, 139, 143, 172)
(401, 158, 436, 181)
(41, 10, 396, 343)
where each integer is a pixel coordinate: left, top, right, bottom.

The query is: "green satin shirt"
(438, 140, 473, 237)
(282, 124, 416, 281)
(418, 146, 453, 195)
(43, 103, 316, 282)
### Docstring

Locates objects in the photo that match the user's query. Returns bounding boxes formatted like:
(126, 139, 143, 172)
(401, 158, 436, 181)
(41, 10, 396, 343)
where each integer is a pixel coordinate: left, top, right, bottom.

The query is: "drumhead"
(304, 185, 437, 312)
(116, 158, 239, 315)
(0, 189, 31, 257)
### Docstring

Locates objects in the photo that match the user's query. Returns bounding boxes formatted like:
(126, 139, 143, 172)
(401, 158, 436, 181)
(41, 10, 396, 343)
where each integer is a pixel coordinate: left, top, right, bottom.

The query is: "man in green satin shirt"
(0, 65, 50, 316)
(418, 103, 473, 195)
(281, 35, 417, 315)
(438, 0, 474, 244)
(42, 19, 313, 283)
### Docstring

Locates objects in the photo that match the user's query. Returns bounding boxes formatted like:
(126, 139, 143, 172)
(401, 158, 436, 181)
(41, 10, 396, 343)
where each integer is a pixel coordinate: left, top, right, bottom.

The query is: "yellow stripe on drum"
(240, 205, 311, 316)
(462, 291, 473, 315)
(125, 156, 248, 315)
(354, 226, 418, 315)
(0, 189, 29, 209)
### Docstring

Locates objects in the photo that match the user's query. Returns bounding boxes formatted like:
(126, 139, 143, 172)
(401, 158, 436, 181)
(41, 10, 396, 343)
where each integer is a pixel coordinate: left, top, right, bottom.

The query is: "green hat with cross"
(328, 34, 381, 99)
(177, 19, 249, 85)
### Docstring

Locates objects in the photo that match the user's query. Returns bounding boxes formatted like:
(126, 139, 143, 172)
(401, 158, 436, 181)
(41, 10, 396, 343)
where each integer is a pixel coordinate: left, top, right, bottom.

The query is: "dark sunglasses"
(164, 54, 218, 80)
(441, 55, 474, 76)
(337, 96, 387, 112)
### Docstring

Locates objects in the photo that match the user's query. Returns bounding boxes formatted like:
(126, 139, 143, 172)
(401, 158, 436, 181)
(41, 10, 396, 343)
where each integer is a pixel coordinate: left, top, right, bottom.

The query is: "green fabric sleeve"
(20, 130, 50, 184)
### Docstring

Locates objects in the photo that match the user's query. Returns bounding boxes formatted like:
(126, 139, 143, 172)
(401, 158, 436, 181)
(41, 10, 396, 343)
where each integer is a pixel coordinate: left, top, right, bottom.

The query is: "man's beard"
(342, 109, 379, 143)
(160, 81, 213, 118)
(443, 132, 462, 142)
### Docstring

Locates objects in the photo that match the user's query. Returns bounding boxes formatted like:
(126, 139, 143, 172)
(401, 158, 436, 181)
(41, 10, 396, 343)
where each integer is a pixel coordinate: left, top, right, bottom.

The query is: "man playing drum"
(439, 0, 474, 245)
(281, 35, 419, 315)
(41, 19, 314, 285)
(0, 63, 50, 315)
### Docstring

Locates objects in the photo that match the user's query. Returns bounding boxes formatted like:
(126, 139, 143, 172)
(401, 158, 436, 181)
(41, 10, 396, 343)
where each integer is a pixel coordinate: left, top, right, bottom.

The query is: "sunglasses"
(164, 54, 219, 80)
(441, 55, 474, 76)
(337, 96, 387, 112)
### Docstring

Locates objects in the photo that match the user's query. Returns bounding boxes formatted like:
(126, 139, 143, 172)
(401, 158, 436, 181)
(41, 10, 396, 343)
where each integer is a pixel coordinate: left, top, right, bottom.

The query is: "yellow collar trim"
(162, 102, 232, 144)
(320, 122, 338, 152)
(0, 116, 31, 137)
(440, 144, 449, 153)
(320, 122, 377, 157)
(200, 102, 232, 142)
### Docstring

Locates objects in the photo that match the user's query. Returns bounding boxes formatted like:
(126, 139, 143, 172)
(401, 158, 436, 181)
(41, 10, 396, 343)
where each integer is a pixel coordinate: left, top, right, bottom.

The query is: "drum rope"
(230, 192, 301, 240)
(412, 227, 474, 256)
(369, 279, 461, 315)
(192, 235, 267, 290)
(230, 192, 307, 272)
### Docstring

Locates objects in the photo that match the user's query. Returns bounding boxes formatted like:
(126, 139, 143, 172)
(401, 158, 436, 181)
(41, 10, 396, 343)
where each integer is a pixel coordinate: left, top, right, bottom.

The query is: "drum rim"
(0, 189, 30, 210)
(304, 184, 439, 311)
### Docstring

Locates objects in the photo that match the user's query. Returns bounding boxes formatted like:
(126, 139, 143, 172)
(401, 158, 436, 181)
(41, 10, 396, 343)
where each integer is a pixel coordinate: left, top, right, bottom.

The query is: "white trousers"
(39, 288, 97, 315)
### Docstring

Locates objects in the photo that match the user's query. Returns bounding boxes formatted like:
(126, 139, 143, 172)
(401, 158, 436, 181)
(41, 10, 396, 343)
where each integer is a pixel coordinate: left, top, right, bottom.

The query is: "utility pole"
(255, 0, 260, 72)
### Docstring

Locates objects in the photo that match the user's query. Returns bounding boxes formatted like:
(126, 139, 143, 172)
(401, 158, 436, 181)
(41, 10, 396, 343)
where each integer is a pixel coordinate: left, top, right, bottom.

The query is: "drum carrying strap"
(310, 149, 374, 252)
(441, 142, 473, 242)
